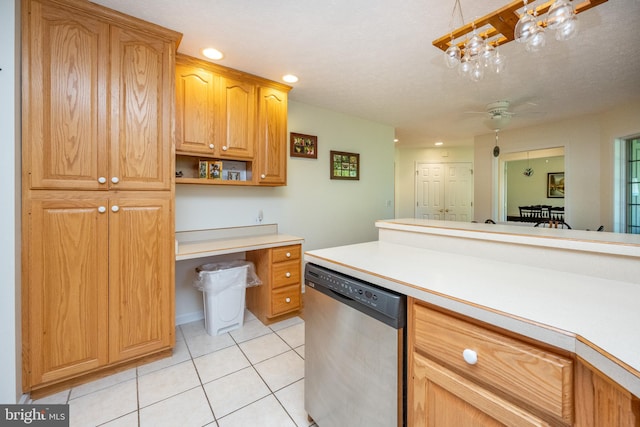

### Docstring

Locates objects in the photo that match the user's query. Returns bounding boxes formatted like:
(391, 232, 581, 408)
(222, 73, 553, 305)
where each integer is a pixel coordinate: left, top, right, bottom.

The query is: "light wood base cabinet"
(246, 245, 301, 324)
(575, 358, 640, 426)
(408, 298, 574, 426)
(409, 298, 640, 427)
(25, 193, 174, 389)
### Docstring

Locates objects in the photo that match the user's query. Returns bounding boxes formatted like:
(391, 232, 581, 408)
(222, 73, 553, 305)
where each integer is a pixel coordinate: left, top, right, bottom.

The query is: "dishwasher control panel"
(305, 263, 405, 324)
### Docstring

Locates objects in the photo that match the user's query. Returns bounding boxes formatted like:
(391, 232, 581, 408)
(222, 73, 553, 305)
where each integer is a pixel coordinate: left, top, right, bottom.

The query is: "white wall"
(473, 100, 640, 231)
(394, 145, 474, 218)
(0, 0, 21, 404)
(175, 100, 396, 321)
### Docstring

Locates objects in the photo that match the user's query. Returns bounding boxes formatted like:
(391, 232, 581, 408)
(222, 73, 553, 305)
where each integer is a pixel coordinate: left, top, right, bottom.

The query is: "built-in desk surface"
(176, 224, 304, 261)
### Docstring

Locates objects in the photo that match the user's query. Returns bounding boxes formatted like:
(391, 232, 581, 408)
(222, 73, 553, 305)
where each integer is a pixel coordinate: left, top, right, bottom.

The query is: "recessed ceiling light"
(282, 74, 299, 83)
(435, 141, 444, 146)
(202, 48, 224, 60)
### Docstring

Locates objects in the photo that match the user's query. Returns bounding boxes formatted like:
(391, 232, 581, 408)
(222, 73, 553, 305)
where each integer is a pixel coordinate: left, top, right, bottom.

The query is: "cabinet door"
(411, 353, 550, 427)
(23, 0, 109, 190)
(175, 63, 217, 155)
(219, 76, 255, 159)
(256, 86, 287, 185)
(28, 197, 109, 385)
(110, 27, 174, 191)
(108, 194, 173, 362)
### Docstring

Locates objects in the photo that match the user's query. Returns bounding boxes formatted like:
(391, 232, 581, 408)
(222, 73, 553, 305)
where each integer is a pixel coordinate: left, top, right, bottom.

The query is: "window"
(627, 137, 640, 234)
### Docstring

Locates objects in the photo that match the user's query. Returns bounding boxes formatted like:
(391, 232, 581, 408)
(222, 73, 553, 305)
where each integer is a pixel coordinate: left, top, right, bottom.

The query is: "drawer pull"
(285, 272, 291, 278)
(286, 252, 291, 258)
(285, 297, 291, 303)
(463, 349, 478, 365)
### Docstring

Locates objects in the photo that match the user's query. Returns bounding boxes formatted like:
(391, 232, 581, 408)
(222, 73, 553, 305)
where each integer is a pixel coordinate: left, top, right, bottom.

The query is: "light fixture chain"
(448, 0, 465, 33)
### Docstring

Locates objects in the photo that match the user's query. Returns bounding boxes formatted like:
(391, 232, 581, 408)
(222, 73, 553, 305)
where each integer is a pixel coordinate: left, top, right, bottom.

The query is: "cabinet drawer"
(271, 285, 301, 316)
(412, 303, 573, 424)
(271, 260, 300, 289)
(272, 245, 300, 263)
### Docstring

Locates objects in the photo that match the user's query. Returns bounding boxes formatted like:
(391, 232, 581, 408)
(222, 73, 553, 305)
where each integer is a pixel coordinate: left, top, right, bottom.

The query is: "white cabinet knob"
(261, 174, 266, 179)
(285, 272, 291, 278)
(285, 297, 291, 303)
(111, 177, 119, 184)
(222, 145, 228, 151)
(111, 205, 119, 213)
(209, 144, 214, 149)
(463, 349, 478, 365)
(98, 206, 106, 213)
(98, 176, 107, 184)
(286, 252, 291, 258)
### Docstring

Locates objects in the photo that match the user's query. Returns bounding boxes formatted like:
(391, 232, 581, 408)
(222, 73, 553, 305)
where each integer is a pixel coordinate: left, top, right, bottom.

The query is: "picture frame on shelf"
(198, 160, 208, 179)
(547, 172, 565, 198)
(290, 132, 318, 159)
(208, 161, 223, 180)
(330, 150, 359, 180)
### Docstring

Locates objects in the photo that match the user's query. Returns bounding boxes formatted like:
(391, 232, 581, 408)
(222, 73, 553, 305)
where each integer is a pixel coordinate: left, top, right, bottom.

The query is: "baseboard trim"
(176, 311, 204, 326)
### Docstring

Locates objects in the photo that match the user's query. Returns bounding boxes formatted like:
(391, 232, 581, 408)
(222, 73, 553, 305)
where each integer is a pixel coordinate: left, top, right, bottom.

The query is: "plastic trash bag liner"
(193, 260, 262, 295)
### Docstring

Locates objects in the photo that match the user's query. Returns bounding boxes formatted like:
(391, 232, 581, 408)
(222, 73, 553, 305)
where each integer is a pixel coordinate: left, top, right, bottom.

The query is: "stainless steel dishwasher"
(304, 263, 406, 427)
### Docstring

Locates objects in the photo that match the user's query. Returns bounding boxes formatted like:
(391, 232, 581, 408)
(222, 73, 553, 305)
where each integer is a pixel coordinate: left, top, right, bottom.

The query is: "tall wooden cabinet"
(22, 0, 181, 394)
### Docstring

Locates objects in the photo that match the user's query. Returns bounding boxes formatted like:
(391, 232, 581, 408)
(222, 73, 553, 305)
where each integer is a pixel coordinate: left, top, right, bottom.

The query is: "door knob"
(111, 205, 119, 213)
(111, 177, 119, 184)
(98, 206, 106, 213)
(209, 144, 214, 149)
(98, 177, 107, 184)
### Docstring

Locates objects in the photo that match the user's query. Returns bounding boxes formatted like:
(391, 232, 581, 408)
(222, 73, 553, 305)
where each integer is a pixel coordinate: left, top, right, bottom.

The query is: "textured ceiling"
(93, 0, 640, 147)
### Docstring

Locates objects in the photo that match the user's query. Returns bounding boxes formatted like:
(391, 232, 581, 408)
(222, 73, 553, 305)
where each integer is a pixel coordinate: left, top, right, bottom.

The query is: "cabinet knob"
(98, 176, 107, 184)
(285, 297, 291, 303)
(286, 252, 291, 258)
(285, 272, 291, 278)
(209, 144, 214, 149)
(111, 177, 119, 184)
(261, 174, 266, 179)
(111, 205, 119, 213)
(98, 206, 106, 213)
(462, 349, 478, 365)
(222, 145, 228, 151)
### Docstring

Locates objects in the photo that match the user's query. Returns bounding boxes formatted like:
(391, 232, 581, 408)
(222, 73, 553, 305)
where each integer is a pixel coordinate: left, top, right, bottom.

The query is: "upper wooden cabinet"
(256, 86, 288, 185)
(176, 55, 255, 160)
(23, 0, 177, 191)
(174, 54, 290, 186)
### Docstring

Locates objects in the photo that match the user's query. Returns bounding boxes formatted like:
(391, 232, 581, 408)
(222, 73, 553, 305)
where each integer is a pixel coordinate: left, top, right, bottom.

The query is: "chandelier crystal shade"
(434, 0, 607, 80)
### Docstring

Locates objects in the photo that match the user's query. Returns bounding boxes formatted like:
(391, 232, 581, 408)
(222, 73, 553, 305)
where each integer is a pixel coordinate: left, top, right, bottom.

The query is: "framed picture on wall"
(290, 133, 318, 159)
(330, 150, 359, 180)
(547, 172, 565, 198)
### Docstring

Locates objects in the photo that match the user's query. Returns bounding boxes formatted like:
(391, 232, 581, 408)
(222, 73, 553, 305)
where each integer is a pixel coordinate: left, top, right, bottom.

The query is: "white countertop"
(376, 218, 640, 257)
(305, 239, 640, 398)
(175, 224, 304, 260)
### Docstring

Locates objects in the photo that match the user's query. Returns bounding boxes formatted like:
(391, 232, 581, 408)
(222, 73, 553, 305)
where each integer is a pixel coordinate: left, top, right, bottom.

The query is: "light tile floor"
(31, 311, 314, 427)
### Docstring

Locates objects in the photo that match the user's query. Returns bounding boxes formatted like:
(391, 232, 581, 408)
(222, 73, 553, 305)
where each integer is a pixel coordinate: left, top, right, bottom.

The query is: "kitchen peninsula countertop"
(304, 219, 640, 398)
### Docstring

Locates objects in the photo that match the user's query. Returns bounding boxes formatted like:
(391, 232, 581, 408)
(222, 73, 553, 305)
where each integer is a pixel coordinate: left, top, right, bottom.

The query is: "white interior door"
(415, 163, 473, 221)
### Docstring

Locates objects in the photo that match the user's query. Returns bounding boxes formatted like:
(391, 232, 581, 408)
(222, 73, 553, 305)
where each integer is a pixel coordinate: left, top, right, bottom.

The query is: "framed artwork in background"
(330, 150, 359, 180)
(547, 172, 565, 198)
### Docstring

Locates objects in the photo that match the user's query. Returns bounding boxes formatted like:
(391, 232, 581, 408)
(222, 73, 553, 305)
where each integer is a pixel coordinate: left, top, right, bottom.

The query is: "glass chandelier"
(436, 0, 602, 81)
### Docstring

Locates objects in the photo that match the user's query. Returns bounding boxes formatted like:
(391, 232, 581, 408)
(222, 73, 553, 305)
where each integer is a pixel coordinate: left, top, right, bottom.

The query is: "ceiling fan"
(465, 99, 541, 131)
(464, 100, 541, 157)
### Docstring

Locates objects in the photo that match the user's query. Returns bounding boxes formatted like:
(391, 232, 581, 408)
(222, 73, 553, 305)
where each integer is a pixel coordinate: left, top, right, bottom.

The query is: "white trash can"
(195, 262, 250, 336)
